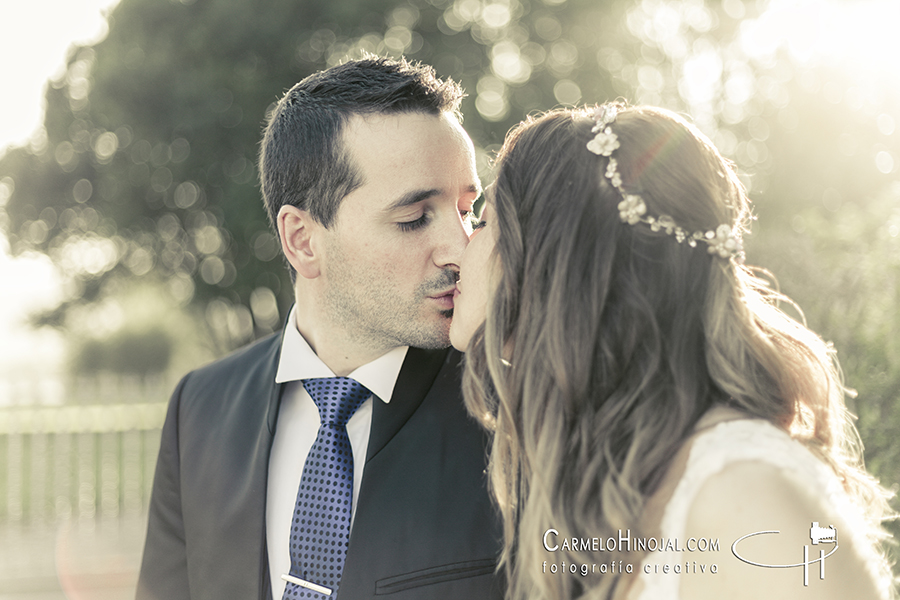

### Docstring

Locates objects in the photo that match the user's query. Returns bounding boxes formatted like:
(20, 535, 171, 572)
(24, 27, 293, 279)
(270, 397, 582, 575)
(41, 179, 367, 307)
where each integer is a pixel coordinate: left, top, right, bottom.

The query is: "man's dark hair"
(258, 56, 465, 239)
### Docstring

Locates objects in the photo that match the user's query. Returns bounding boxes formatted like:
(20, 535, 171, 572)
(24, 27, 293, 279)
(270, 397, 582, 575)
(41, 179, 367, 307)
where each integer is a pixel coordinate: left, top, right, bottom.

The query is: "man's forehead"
(340, 112, 478, 196)
(341, 110, 470, 148)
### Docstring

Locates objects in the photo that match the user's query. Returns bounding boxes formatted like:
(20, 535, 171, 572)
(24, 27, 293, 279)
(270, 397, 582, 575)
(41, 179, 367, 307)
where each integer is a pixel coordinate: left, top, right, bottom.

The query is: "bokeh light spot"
(252, 231, 280, 262)
(875, 151, 895, 175)
(747, 117, 770, 142)
(193, 225, 223, 256)
(384, 26, 413, 53)
(168, 273, 195, 305)
(199, 256, 225, 285)
(250, 287, 280, 330)
(55, 235, 119, 276)
(822, 188, 842, 213)
(73, 179, 93, 204)
(55, 141, 78, 172)
(475, 76, 509, 122)
(150, 167, 173, 193)
(722, 0, 746, 20)
(877, 114, 896, 136)
(533, 15, 562, 41)
(125, 246, 154, 276)
(0, 177, 14, 207)
(170, 137, 190, 163)
(174, 181, 200, 209)
(482, 3, 511, 29)
(93, 131, 118, 163)
(553, 79, 581, 106)
(681, 44, 722, 104)
(637, 65, 664, 93)
(491, 41, 532, 84)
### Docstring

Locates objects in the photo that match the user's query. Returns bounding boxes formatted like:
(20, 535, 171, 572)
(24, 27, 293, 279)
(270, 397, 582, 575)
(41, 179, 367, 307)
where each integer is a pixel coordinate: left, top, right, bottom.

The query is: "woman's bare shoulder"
(680, 450, 886, 599)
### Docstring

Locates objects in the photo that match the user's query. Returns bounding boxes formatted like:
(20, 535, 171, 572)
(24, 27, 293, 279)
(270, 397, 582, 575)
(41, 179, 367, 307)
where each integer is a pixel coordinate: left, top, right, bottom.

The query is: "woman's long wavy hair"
(462, 106, 894, 599)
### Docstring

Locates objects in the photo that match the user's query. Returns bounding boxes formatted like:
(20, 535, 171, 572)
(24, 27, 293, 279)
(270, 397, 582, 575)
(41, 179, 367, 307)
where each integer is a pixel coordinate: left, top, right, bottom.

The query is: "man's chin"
(399, 314, 452, 350)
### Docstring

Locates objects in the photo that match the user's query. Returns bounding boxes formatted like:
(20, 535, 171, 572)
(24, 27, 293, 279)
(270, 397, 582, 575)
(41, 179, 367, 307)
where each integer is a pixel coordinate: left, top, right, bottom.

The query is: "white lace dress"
(633, 418, 880, 599)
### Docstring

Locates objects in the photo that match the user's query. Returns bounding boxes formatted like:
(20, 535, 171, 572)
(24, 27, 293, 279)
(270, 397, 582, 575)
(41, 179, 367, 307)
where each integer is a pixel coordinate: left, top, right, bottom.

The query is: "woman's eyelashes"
(472, 219, 487, 231)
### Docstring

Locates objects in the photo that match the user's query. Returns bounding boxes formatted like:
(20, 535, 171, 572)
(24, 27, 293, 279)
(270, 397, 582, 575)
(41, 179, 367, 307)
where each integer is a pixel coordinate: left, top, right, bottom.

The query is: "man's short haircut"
(258, 56, 465, 237)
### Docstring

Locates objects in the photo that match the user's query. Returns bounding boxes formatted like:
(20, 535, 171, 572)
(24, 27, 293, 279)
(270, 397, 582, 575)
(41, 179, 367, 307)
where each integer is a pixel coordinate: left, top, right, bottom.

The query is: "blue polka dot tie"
(282, 377, 371, 599)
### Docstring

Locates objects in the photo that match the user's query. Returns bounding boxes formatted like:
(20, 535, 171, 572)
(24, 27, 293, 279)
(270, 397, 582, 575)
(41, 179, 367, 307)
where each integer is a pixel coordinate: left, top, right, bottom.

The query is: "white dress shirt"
(266, 306, 409, 598)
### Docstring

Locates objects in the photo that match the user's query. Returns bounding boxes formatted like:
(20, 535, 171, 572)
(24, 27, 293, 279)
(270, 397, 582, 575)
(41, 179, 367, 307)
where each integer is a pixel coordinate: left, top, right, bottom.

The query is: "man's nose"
(432, 210, 471, 271)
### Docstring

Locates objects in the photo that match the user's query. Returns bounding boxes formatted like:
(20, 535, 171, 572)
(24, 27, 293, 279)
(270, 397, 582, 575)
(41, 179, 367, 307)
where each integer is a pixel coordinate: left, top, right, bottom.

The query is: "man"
(136, 57, 502, 600)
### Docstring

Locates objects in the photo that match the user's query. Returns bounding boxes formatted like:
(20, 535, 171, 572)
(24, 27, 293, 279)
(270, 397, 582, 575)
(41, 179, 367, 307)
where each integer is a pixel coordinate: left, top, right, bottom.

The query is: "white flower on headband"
(618, 195, 646, 225)
(709, 223, 743, 258)
(605, 159, 622, 187)
(587, 102, 743, 261)
(654, 215, 677, 235)
(587, 128, 620, 157)
(592, 104, 618, 131)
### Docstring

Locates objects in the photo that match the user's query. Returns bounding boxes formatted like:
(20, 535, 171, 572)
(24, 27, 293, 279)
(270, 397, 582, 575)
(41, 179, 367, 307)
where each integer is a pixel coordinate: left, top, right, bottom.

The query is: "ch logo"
(731, 522, 839, 586)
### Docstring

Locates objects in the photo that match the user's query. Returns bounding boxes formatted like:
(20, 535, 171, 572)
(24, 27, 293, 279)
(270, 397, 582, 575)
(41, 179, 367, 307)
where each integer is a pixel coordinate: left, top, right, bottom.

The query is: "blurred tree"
(0, 0, 635, 354)
(74, 328, 172, 376)
(1, 0, 899, 513)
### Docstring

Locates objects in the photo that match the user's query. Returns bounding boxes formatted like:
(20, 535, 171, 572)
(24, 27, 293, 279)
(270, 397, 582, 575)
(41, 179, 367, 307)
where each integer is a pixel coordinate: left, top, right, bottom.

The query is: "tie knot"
(302, 377, 370, 426)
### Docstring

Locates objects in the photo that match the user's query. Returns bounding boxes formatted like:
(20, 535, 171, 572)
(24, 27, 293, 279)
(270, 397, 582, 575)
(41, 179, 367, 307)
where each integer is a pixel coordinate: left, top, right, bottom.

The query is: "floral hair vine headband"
(587, 104, 743, 260)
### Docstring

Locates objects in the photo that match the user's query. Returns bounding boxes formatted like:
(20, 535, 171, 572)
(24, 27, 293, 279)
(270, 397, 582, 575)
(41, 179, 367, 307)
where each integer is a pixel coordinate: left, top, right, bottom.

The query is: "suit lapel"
(365, 346, 450, 463)
(258, 331, 287, 600)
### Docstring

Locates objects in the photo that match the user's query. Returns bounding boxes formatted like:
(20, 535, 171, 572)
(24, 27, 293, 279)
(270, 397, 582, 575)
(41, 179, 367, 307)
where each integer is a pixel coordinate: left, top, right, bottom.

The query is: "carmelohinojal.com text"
(541, 528, 720, 577)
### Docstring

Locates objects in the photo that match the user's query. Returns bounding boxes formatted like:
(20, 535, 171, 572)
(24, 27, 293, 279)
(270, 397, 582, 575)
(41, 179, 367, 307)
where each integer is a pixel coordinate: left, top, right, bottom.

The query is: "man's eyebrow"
(386, 189, 441, 211)
(385, 184, 482, 211)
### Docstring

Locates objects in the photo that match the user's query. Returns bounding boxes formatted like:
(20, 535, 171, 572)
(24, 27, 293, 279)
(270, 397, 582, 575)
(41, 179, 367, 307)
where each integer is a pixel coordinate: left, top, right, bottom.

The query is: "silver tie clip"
(281, 573, 333, 596)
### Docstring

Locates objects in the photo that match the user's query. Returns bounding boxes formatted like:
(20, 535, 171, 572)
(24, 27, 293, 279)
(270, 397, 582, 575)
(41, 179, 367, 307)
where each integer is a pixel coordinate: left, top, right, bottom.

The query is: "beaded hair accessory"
(587, 104, 743, 260)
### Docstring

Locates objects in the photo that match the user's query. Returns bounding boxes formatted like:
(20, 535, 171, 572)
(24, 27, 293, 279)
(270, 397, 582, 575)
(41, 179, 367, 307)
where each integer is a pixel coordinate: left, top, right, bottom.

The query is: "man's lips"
(428, 289, 456, 309)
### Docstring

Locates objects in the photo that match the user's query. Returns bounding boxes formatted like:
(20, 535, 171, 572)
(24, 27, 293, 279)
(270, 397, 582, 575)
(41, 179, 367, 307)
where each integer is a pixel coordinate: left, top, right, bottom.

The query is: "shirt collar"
(275, 305, 409, 404)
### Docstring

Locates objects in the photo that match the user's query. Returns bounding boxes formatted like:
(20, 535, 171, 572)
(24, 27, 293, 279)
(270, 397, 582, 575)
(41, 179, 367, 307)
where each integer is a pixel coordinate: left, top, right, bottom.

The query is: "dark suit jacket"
(136, 332, 503, 600)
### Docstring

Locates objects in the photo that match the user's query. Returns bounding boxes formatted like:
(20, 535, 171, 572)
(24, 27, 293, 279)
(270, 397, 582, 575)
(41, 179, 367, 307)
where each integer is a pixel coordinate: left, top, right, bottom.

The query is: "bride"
(449, 104, 895, 599)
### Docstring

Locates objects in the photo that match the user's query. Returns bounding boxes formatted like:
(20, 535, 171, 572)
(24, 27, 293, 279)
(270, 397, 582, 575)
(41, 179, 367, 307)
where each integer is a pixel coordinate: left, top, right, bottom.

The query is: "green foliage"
(74, 327, 172, 375)
(749, 181, 900, 559)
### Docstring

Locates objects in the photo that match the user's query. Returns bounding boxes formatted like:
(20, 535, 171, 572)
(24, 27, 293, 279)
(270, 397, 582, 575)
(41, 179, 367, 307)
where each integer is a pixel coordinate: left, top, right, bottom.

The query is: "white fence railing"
(1, 403, 167, 523)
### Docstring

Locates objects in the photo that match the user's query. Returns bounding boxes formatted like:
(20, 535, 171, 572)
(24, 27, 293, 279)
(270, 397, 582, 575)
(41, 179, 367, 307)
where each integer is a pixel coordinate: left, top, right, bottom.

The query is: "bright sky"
(0, 0, 120, 151)
(0, 0, 120, 394)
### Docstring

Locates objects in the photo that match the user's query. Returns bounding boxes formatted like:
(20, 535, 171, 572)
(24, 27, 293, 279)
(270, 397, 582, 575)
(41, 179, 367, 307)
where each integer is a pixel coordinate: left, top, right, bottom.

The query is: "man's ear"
(277, 205, 324, 279)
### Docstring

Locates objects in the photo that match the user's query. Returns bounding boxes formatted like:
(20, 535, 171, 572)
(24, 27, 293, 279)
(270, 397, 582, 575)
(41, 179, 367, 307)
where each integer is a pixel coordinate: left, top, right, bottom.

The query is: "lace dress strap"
(633, 418, 858, 600)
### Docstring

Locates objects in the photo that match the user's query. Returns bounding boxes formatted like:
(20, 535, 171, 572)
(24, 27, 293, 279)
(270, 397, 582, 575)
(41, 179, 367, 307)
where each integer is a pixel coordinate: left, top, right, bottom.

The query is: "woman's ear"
(277, 205, 323, 279)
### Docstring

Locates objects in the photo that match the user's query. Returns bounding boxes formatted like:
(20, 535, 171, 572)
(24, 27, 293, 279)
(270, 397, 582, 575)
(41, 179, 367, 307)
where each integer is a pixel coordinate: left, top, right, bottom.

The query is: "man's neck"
(291, 303, 395, 377)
